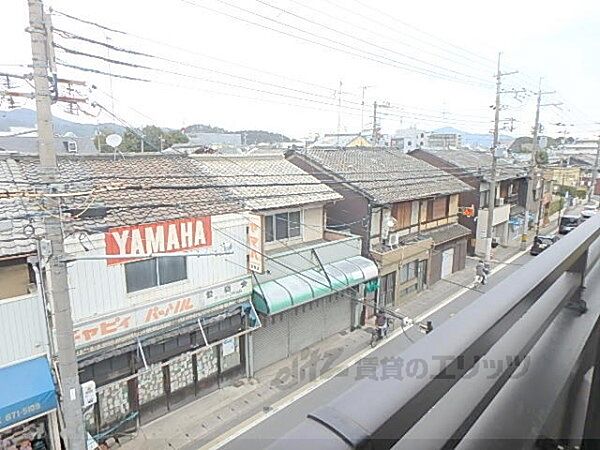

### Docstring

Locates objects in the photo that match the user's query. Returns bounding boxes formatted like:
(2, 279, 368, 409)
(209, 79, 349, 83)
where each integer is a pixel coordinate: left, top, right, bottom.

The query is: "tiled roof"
(420, 223, 472, 246)
(298, 148, 472, 204)
(0, 155, 244, 251)
(191, 154, 341, 211)
(414, 148, 527, 181)
(0, 159, 38, 257)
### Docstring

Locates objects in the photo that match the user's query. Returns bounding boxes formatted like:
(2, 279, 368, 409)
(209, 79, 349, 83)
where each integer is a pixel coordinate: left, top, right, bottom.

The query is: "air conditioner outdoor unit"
(496, 197, 505, 206)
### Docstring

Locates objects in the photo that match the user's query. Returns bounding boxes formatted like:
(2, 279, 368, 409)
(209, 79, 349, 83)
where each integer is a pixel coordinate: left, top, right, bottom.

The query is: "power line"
(252, 0, 494, 83)
(177, 0, 494, 88)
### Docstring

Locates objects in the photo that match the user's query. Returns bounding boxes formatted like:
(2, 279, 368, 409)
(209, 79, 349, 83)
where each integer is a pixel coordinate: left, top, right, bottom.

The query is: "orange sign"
(105, 217, 212, 265)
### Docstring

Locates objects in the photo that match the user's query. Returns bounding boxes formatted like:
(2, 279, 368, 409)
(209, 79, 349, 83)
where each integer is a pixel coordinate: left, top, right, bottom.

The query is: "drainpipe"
(29, 245, 56, 361)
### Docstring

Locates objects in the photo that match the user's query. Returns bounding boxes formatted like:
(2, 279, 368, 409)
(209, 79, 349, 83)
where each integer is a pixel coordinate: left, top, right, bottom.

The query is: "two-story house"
(193, 154, 378, 373)
(289, 148, 472, 312)
(410, 148, 529, 255)
(0, 158, 61, 449)
(7, 154, 262, 440)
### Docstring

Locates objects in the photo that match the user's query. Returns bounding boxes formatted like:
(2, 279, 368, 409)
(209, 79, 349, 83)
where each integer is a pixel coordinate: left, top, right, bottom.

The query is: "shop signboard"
(105, 216, 212, 265)
(73, 278, 252, 348)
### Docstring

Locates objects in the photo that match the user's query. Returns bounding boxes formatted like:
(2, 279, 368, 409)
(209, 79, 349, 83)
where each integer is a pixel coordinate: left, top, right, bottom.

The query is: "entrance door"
(441, 248, 454, 279)
(417, 260, 427, 291)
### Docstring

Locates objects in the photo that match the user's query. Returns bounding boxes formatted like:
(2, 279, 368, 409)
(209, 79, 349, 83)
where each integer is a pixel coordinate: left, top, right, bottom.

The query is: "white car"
(581, 204, 598, 221)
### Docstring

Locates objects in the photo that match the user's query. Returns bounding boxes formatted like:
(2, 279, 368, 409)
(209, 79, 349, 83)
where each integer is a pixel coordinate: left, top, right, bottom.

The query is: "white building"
(390, 128, 430, 152)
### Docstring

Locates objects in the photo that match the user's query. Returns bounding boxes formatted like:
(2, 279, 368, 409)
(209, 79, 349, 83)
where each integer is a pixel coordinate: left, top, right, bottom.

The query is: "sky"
(1, 0, 599, 140)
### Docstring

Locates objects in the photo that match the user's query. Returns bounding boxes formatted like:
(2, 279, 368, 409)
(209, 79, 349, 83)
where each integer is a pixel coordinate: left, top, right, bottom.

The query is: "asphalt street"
(214, 251, 536, 450)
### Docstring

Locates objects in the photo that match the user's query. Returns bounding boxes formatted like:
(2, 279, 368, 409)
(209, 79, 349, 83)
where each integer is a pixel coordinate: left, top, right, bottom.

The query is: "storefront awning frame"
(252, 255, 378, 316)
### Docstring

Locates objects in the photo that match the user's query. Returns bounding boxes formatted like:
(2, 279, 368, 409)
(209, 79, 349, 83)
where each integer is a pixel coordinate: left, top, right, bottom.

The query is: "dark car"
(530, 235, 559, 256)
(558, 215, 580, 234)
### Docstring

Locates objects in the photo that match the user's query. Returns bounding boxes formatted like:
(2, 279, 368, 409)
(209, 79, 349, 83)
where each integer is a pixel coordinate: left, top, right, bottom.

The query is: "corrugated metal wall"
(65, 214, 249, 323)
(0, 294, 48, 367)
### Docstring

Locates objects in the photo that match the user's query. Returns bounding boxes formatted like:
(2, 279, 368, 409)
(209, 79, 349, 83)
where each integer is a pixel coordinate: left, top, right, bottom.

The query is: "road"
(212, 250, 535, 450)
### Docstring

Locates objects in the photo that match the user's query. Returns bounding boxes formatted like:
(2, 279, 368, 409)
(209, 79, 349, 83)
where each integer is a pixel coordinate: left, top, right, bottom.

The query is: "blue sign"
(0, 357, 57, 431)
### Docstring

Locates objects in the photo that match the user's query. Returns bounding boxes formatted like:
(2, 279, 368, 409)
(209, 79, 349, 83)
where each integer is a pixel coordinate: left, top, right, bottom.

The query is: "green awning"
(252, 256, 378, 315)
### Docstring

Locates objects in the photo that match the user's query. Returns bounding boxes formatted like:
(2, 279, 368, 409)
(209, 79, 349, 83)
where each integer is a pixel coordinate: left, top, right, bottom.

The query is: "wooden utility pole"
(27, 1, 86, 448)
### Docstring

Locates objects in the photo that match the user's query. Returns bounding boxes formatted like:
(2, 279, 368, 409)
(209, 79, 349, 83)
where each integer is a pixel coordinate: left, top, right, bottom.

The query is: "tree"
(94, 126, 189, 153)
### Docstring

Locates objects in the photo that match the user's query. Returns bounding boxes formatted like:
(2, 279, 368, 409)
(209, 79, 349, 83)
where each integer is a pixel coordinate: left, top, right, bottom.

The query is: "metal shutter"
(324, 291, 352, 337)
(289, 299, 325, 355)
(253, 313, 289, 372)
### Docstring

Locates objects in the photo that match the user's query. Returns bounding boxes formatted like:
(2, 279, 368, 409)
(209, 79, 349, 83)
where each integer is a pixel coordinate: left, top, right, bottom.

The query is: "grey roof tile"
(414, 148, 528, 181)
(191, 154, 341, 211)
(420, 223, 472, 246)
(0, 155, 245, 253)
(298, 148, 472, 204)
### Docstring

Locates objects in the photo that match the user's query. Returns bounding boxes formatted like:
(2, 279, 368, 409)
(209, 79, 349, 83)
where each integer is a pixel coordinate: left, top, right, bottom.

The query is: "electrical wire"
(177, 0, 494, 88)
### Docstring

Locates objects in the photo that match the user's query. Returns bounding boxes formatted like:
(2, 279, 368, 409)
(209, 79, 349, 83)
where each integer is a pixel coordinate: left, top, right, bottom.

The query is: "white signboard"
(222, 337, 235, 356)
(81, 380, 97, 408)
(73, 278, 252, 348)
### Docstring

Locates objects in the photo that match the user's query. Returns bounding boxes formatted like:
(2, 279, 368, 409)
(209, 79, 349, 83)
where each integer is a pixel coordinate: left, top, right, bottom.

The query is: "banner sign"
(73, 277, 251, 347)
(105, 217, 212, 265)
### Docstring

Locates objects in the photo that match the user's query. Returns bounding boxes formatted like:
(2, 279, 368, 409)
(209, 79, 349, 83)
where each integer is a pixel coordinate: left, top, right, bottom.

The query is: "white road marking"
(202, 248, 530, 450)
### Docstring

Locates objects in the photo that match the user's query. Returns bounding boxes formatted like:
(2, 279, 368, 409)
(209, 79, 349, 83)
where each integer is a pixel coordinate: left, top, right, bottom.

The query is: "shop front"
(0, 357, 60, 450)
(74, 279, 260, 441)
(251, 255, 378, 372)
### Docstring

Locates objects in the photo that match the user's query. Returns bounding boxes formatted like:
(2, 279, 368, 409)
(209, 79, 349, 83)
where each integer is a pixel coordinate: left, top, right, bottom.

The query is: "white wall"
(0, 293, 48, 367)
(64, 213, 249, 324)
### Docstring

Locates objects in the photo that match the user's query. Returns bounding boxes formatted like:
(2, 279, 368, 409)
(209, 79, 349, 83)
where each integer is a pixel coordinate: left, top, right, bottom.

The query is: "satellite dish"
(105, 134, 122, 148)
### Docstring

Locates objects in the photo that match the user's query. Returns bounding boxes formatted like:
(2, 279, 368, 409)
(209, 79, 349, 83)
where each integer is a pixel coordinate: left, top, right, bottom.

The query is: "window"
(399, 261, 418, 284)
(378, 271, 396, 307)
(125, 256, 187, 293)
(392, 202, 412, 229)
(265, 211, 301, 242)
(432, 197, 448, 220)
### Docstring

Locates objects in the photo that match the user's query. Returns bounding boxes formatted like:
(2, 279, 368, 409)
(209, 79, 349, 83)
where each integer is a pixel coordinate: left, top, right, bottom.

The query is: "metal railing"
(267, 214, 600, 450)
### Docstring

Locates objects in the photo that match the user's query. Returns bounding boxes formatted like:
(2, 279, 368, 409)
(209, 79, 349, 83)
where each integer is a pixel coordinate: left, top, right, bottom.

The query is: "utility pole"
(360, 85, 367, 134)
(140, 134, 145, 153)
(520, 80, 559, 249)
(535, 177, 546, 235)
(27, 1, 86, 449)
(484, 53, 516, 263)
(587, 135, 600, 203)
(372, 100, 378, 146)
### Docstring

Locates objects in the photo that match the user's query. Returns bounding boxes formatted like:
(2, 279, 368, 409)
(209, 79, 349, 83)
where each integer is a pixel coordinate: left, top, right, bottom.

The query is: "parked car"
(581, 209, 597, 221)
(581, 204, 598, 221)
(530, 235, 559, 256)
(559, 215, 580, 234)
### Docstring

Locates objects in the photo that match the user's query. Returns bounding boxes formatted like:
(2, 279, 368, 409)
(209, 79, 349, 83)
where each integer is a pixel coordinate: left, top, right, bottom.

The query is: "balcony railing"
(267, 214, 600, 449)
